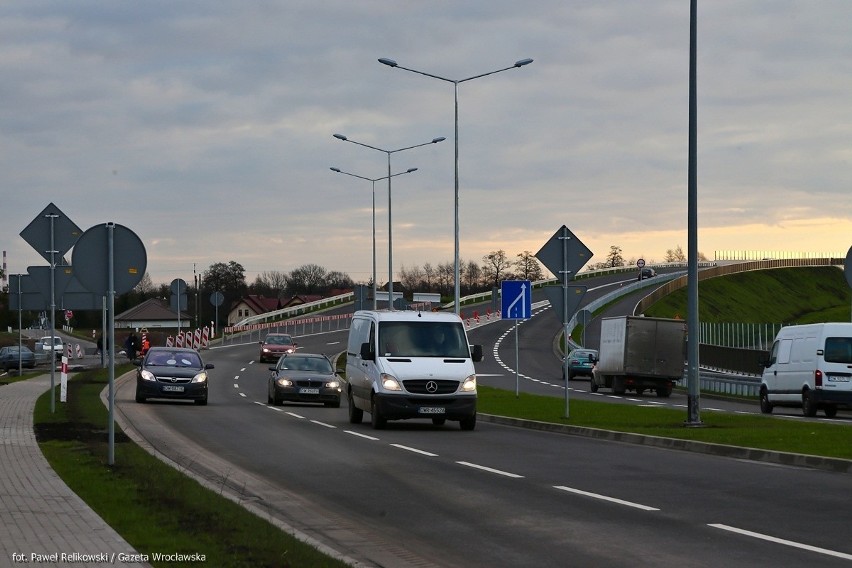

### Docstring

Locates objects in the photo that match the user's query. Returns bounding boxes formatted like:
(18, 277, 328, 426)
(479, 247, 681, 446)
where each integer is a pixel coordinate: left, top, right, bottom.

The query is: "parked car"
(259, 333, 298, 363)
(267, 353, 341, 407)
(638, 267, 657, 280)
(0, 346, 36, 371)
(563, 348, 598, 380)
(135, 346, 213, 405)
(36, 336, 64, 360)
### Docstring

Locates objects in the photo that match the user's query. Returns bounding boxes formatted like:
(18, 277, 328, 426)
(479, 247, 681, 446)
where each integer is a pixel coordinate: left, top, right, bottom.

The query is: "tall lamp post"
(330, 166, 419, 309)
(378, 57, 533, 314)
(333, 133, 445, 309)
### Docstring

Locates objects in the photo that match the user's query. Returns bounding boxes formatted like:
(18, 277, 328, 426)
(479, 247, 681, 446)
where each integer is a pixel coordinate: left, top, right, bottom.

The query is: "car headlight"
(276, 377, 294, 387)
(380, 373, 402, 391)
(327, 380, 340, 389)
(191, 371, 208, 383)
(461, 374, 477, 392)
(140, 370, 157, 382)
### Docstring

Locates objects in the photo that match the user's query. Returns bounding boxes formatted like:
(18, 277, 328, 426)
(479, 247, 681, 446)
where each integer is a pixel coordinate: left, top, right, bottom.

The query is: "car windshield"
(379, 321, 469, 358)
(265, 335, 293, 346)
(278, 356, 332, 373)
(824, 337, 852, 364)
(146, 351, 202, 368)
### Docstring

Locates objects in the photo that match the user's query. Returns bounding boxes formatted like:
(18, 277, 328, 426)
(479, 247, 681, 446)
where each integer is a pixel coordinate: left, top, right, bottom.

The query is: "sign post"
(501, 280, 532, 397)
(536, 225, 593, 418)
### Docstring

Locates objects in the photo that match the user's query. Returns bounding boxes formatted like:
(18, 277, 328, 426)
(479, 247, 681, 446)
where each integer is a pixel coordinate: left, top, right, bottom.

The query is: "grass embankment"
(34, 367, 349, 568)
(477, 386, 852, 460)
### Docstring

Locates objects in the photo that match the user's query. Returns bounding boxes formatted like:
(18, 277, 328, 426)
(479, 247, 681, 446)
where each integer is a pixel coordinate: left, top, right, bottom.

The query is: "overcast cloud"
(2, 1, 850, 286)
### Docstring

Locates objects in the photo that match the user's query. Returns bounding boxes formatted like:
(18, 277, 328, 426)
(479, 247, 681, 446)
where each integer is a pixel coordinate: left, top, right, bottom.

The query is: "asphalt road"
(115, 326, 852, 567)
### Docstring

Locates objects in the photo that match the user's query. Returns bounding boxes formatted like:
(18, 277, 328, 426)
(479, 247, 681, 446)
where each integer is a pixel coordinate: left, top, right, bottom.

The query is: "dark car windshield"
(146, 351, 202, 368)
(265, 335, 293, 346)
(278, 356, 332, 373)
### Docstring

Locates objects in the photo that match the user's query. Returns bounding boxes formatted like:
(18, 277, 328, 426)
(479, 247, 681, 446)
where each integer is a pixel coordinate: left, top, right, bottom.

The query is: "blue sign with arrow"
(501, 280, 532, 320)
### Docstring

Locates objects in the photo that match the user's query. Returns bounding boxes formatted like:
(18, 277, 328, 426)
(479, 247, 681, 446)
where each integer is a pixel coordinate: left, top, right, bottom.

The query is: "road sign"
(19, 203, 83, 263)
(65, 310, 73, 320)
(210, 291, 225, 307)
(845, 245, 852, 288)
(543, 285, 587, 326)
(535, 225, 593, 281)
(72, 223, 147, 296)
(637, 258, 646, 268)
(501, 280, 532, 320)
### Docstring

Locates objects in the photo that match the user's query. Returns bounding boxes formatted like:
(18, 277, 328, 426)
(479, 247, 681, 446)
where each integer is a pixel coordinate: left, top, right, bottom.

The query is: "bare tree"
(286, 264, 327, 294)
(482, 250, 511, 288)
(437, 262, 454, 295)
(515, 251, 544, 281)
(605, 246, 625, 268)
(665, 245, 687, 263)
(399, 264, 423, 291)
(465, 260, 482, 292)
(423, 263, 436, 290)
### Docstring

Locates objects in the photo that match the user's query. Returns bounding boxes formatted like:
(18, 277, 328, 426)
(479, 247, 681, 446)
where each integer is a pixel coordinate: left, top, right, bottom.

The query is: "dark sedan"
(135, 346, 214, 405)
(267, 353, 341, 407)
(0, 346, 36, 371)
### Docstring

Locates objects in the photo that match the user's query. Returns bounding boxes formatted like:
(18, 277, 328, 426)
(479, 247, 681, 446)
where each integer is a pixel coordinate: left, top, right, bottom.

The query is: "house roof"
(237, 295, 282, 314)
(115, 298, 188, 322)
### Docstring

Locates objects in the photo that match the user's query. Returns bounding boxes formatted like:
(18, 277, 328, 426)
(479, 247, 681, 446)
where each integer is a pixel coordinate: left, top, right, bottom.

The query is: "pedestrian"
(96, 335, 103, 355)
(125, 331, 139, 360)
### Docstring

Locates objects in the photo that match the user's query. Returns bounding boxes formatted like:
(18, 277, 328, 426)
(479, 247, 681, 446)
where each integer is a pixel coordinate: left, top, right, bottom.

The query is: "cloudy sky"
(2, 1, 851, 288)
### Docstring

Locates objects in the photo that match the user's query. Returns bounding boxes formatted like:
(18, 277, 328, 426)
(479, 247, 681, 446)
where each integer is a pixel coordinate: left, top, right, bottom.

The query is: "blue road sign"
(501, 280, 532, 320)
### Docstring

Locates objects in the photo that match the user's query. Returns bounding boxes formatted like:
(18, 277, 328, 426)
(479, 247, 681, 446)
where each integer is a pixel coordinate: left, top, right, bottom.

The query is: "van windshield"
(824, 337, 852, 364)
(379, 321, 469, 358)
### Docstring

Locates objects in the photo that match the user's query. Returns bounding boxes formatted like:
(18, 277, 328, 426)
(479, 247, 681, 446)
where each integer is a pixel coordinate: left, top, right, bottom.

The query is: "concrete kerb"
(477, 413, 852, 474)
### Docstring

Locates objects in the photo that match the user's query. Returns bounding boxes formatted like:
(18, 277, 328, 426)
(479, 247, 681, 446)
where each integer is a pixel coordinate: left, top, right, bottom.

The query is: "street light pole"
(333, 134, 445, 309)
(378, 57, 533, 314)
(330, 166, 418, 309)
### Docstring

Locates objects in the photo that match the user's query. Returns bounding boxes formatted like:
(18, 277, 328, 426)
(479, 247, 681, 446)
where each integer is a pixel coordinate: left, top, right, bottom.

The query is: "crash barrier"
(166, 326, 214, 349)
(223, 313, 354, 344)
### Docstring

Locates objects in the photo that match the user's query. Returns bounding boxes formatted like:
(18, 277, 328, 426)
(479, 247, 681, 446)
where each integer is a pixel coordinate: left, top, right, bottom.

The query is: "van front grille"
(403, 379, 459, 395)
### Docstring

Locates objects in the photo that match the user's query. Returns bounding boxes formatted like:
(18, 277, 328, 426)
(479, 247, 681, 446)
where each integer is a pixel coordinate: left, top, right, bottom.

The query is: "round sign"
(65, 310, 73, 320)
(71, 223, 147, 296)
(210, 291, 224, 307)
(637, 258, 646, 268)
(170, 278, 188, 295)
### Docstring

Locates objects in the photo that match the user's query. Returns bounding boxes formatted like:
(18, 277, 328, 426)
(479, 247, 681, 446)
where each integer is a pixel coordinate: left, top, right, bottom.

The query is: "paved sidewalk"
(0, 375, 149, 567)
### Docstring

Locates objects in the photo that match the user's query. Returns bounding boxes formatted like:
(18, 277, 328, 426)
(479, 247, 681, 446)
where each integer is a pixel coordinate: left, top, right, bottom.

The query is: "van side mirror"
(359, 342, 375, 361)
(470, 344, 483, 362)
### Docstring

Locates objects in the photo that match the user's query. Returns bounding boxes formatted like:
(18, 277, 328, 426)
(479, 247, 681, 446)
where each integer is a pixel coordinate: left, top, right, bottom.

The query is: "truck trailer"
(591, 316, 686, 397)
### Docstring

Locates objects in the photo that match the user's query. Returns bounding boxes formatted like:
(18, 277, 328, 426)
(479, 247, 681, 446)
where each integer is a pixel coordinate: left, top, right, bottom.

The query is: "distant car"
(134, 346, 214, 405)
(638, 267, 656, 280)
(36, 336, 64, 360)
(259, 333, 298, 363)
(563, 348, 598, 380)
(0, 346, 36, 371)
(267, 353, 341, 408)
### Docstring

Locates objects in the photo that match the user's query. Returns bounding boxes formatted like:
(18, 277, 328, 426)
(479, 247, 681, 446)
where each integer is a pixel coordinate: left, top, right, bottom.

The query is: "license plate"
(419, 407, 446, 414)
(162, 385, 184, 392)
(300, 388, 320, 394)
(827, 376, 850, 382)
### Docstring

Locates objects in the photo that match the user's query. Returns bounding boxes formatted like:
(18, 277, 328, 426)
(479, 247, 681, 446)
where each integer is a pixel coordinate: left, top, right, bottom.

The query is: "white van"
(345, 310, 483, 430)
(760, 323, 852, 417)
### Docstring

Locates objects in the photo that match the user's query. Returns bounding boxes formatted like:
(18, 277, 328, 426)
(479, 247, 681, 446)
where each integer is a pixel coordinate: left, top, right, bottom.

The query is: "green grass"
(34, 368, 349, 568)
(645, 266, 851, 323)
(477, 386, 852, 460)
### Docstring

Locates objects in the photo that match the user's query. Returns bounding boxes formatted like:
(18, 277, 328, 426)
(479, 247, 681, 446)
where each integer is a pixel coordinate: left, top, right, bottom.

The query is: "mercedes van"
(760, 323, 852, 417)
(345, 310, 483, 430)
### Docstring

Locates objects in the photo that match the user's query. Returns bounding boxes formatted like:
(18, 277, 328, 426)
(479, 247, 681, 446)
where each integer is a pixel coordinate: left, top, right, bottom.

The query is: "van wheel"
(348, 391, 363, 424)
(590, 381, 599, 393)
(655, 386, 672, 398)
(759, 387, 773, 414)
(370, 396, 386, 430)
(802, 389, 818, 417)
(459, 414, 476, 431)
(612, 378, 626, 396)
(824, 405, 838, 418)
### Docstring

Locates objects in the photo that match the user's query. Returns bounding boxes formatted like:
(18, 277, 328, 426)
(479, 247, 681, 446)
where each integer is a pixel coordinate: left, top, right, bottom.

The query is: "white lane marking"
(234, 375, 240, 380)
(457, 461, 524, 478)
(326, 341, 341, 345)
(233, 384, 239, 388)
(239, 392, 246, 398)
(390, 444, 439, 457)
(554, 486, 659, 511)
(709, 524, 852, 561)
(344, 430, 380, 441)
(286, 411, 305, 419)
(310, 420, 336, 429)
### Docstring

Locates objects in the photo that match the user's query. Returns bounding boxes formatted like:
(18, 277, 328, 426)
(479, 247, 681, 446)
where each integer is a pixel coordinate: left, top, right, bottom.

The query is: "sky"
(2, 1, 851, 288)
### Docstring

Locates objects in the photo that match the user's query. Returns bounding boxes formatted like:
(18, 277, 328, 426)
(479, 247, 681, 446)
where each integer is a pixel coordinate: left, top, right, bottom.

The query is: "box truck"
(591, 316, 685, 397)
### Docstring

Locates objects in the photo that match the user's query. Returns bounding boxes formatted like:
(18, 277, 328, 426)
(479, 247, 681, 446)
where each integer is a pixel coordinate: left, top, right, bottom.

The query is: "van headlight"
(191, 372, 208, 384)
(380, 373, 402, 391)
(461, 374, 477, 392)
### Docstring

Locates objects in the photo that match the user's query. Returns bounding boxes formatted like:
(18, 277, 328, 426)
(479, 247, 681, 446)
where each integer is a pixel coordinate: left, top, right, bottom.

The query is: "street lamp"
(330, 166, 418, 309)
(378, 57, 533, 314)
(333, 133, 445, 309)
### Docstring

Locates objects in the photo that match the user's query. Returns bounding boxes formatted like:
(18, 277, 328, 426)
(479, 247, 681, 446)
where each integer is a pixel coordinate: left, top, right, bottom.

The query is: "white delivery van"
(760, 322, 852, 417)
(346, 310, 483, 430)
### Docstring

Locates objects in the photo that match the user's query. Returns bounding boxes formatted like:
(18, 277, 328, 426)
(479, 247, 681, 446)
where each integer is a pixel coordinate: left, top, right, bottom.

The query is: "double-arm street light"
(333, 133, 445, 309)
(329, 166, 418, 309)
(378, 57, 533, 314)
